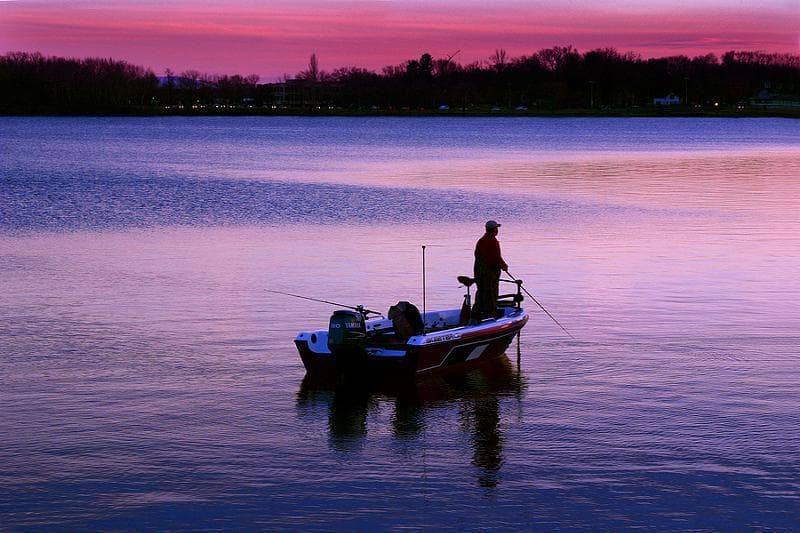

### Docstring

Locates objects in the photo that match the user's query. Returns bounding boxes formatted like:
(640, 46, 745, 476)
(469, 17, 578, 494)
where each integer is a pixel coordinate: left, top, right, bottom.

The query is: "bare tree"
(301, 53, 320, 82)
(180, 69, 200, 89)
(490, 49, 507, 70)
(419, 53, 433, 77)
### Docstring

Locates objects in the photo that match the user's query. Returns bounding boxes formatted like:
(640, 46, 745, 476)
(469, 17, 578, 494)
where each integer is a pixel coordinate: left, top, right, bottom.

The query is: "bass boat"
(294, 276, 529, 377)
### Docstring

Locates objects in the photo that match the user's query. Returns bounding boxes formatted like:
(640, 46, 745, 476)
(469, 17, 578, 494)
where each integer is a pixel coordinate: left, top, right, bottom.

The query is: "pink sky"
(2, 0, 798, 81)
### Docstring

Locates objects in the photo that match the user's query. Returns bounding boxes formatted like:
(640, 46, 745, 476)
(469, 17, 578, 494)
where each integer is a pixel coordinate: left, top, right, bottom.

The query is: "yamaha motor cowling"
(327, 310, 367, 354)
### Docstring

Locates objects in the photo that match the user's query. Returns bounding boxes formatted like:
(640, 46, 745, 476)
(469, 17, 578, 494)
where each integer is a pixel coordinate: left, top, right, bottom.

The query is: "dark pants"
(472, 261, 500, 321)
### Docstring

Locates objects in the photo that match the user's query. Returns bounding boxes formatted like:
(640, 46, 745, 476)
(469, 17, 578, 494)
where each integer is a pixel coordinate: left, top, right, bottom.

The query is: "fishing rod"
(265, 289, 381, 316)
(505, 271, 576, 340)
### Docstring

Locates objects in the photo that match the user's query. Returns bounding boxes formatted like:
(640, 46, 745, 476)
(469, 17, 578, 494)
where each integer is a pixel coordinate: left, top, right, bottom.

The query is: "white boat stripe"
(465, 344, 488, 361)
(416, 330, 520, 373)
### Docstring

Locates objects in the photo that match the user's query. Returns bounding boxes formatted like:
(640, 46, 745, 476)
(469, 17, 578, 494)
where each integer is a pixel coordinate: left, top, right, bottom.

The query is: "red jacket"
(474, 233, 507, 270)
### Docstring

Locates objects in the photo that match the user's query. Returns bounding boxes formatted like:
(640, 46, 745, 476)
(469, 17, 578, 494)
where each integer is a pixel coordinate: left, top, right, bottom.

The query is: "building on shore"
(749, 89, 800, 109)
(653, 93, 681, 106)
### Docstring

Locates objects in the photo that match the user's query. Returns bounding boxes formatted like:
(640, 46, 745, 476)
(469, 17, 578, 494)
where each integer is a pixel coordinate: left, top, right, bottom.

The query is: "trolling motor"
(457, 275, 524, 323)
(498, 277, 525, 308)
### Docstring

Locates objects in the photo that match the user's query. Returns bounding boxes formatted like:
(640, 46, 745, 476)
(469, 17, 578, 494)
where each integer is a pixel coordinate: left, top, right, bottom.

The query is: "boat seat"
(457, 275, 475, 287)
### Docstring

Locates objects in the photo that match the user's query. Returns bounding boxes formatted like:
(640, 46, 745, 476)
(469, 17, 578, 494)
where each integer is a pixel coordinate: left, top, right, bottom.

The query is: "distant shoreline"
(3, 107, 799, 119)
(5, 50, 799, 120)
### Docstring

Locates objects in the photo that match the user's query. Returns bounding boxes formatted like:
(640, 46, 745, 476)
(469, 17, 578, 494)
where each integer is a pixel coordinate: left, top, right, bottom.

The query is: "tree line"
(1, 48, 798, 114)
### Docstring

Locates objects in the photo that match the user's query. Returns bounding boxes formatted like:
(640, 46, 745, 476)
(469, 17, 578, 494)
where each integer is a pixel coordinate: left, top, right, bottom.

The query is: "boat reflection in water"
(296, 352, 525, 487)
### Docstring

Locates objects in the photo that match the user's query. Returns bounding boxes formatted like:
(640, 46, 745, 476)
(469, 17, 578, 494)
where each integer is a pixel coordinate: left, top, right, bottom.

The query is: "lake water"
(1, 116, 799, 529)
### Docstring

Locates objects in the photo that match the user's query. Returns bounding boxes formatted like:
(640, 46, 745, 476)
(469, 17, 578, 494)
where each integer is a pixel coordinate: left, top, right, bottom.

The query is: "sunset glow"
(2, 0, 799, 80)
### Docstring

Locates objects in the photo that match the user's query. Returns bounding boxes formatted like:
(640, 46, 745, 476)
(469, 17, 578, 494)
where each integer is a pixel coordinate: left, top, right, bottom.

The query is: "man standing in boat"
(472, 220, 508, 321)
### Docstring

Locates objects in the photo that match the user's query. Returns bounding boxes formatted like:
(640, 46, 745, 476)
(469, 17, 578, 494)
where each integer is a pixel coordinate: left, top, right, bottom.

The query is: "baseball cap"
(485, 220, 501, 230)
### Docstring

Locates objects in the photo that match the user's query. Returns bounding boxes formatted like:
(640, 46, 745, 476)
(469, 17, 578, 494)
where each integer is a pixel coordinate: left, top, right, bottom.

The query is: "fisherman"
(472, 220, 508, 321)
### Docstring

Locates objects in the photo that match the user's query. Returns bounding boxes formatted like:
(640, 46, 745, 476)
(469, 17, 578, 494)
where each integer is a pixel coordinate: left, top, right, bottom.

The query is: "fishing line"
(505, 271, 576, 340)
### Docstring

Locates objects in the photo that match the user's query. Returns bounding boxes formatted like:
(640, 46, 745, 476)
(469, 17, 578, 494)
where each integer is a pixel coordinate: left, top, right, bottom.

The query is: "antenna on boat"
(421, 245, 427, 334)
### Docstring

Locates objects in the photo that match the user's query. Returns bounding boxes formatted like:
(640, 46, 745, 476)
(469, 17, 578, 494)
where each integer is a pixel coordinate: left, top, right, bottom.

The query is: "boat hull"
(295, 309, 528, 377)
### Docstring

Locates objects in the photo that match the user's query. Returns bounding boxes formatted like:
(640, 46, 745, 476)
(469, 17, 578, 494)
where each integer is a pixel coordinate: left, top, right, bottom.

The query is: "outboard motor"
(327, 310, 367, 354)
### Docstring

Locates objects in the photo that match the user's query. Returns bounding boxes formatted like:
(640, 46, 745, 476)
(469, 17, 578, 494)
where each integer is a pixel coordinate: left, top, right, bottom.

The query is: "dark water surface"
(2, 117, 799, 529)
